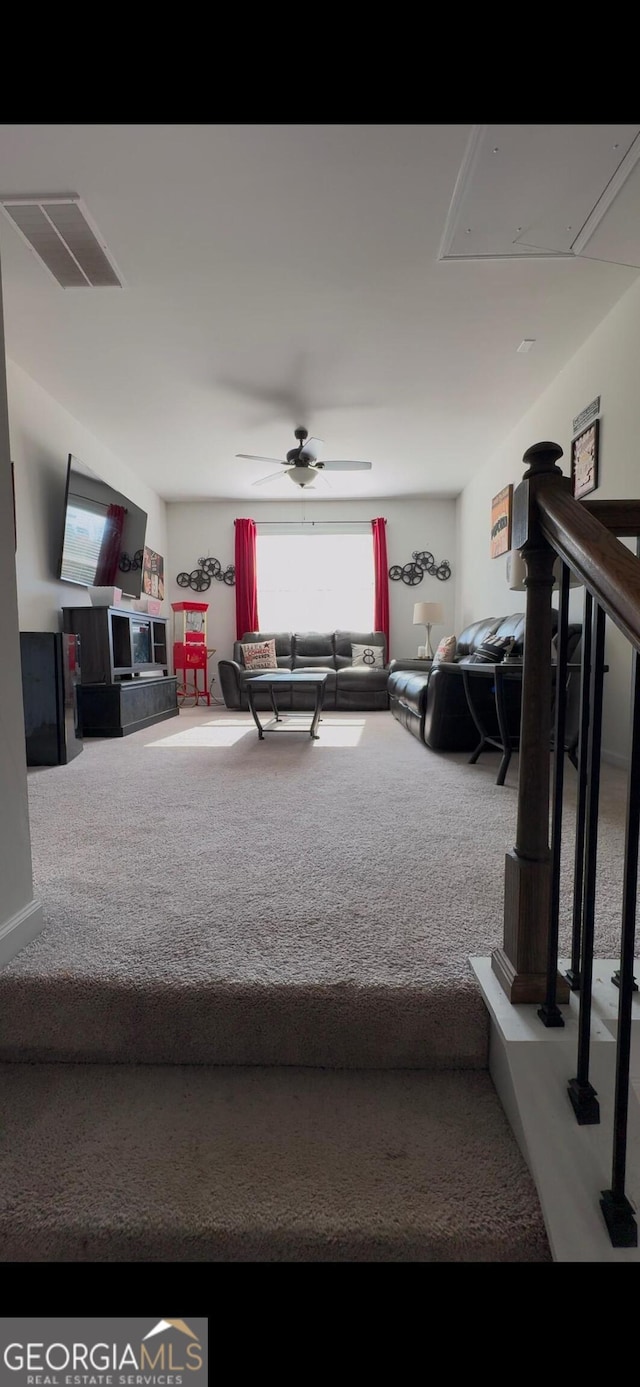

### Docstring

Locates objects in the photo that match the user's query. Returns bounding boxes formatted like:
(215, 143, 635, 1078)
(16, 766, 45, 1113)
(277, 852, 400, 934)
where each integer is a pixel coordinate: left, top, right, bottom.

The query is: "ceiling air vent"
(0, 194, 124, 287)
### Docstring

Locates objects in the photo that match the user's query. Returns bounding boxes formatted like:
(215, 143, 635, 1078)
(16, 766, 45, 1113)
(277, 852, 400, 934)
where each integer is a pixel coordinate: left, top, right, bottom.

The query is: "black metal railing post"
(539, 561, 571, 1027)
(611, 536, 640, 997)
(600, 649, 640, 1248)
(568, 601, 606, 1125)
(566, 588, 593, 992)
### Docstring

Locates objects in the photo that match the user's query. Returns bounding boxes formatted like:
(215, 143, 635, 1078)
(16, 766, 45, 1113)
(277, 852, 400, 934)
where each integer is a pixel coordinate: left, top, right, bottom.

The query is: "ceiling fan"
(236, 427, 373, 489)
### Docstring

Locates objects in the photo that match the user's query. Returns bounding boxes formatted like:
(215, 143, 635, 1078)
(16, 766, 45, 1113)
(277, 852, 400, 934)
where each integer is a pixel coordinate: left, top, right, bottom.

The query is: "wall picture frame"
(11, 462, 16, 550)
(571, 419, 599, 499)
(490, 484, 513, 558)
(142, 545, 165, 601)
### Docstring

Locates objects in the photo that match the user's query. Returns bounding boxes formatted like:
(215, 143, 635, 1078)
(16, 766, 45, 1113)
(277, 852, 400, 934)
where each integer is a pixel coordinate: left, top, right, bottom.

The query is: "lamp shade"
(507, 548, 582, 591)
(413, 601, 443, 625)
(506, 549, 527, 591)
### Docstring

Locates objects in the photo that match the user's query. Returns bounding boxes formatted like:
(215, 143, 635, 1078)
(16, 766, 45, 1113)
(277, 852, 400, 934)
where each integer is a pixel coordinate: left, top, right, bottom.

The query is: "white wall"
(457, 274, 640, 765)
(8, 359, 168, 632)
(0, 274, 43, 962)
(167, 496, 457, 665)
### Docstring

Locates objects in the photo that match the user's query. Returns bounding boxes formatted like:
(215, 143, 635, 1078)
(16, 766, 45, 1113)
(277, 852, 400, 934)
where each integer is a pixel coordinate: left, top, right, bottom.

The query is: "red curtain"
(371, 517, 390, 659)
(95, 504, 126, 585)
(235, 518, 259, 638)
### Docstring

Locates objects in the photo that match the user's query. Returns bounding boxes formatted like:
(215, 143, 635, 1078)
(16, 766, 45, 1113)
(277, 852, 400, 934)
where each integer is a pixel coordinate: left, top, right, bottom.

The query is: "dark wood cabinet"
(77, 676, 179, 737)
(62, 606, 169, 683)
(61, 606, 178, 737)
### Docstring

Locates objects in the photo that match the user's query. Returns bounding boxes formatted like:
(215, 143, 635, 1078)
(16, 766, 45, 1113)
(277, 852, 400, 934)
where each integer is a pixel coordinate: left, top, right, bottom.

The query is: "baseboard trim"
(0, 899, 44, 969)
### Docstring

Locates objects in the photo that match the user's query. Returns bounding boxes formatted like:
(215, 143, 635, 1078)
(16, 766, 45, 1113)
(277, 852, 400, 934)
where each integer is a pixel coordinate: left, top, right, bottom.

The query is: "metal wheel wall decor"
(119, 548, 144, 574)
(176, 556, 235, 591)
(389, 550, 452, 585)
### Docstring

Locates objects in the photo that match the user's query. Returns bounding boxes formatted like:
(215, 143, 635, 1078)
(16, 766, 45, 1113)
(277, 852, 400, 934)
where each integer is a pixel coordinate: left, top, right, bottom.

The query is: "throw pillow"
(466, 635, 516, 665)
(351, 643, 384, 668)
(433, 634, 457, 663)
(241, 638, 278, 670)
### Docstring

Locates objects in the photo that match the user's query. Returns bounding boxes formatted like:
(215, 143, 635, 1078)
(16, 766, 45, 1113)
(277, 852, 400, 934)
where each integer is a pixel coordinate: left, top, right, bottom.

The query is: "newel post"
(492, 442, 572, 1003)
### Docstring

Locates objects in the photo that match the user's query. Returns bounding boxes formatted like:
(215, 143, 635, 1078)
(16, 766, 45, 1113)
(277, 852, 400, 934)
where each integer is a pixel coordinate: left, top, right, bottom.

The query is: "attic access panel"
(439, 125, 640, 265)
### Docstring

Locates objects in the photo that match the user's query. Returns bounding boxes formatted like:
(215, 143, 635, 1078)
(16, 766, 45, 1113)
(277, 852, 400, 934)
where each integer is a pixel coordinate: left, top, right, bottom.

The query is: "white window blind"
(256, 525, 374, 632)
(61, 500, 108, 585)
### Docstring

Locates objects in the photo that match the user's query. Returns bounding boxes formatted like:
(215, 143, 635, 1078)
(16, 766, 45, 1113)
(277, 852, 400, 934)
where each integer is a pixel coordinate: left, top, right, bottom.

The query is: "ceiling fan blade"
(236, 453, 286, 464)
(251, 470, 289, 486)
(299, 436, 323, 463)
(321, 460, 372, 471)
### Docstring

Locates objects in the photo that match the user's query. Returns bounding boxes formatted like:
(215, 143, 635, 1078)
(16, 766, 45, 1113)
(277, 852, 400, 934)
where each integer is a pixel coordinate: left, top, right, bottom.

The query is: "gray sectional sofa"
(218, 630, 390, 711)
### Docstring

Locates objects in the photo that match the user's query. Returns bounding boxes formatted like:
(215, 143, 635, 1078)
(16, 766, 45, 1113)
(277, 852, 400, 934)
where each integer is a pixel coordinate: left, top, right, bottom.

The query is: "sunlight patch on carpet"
(247, 716, 366, 746)
(312, 722, 365, 746)
(146, 722, 254, 747)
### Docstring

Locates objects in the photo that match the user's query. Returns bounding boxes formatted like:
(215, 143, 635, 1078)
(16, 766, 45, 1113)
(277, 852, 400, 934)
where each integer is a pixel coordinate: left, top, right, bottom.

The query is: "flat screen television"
(58, 454, 148, 599)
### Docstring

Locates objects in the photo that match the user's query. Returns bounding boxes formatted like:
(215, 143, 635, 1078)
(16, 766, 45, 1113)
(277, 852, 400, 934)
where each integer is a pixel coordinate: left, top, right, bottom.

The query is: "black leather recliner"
(424, 614, 532, 751)
(388, 611, 582, 753)
(389, 615, 508, 748)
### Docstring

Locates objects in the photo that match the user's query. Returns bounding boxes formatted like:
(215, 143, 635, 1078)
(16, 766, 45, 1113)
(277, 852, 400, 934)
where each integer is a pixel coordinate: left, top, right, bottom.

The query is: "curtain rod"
(251, 519, 384, 525)
(70, 492, 128, 511)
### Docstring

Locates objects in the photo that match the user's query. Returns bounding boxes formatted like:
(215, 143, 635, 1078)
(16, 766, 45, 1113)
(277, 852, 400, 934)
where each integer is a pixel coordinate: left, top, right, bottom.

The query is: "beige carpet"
(0, 1064, 551, 1262)
(0, 705, 588, 1261)
(0, 707, 631, 1067)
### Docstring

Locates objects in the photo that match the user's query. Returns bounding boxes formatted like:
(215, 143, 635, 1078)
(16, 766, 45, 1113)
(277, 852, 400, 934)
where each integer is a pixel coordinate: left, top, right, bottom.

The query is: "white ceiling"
(0, 123, 638, 502)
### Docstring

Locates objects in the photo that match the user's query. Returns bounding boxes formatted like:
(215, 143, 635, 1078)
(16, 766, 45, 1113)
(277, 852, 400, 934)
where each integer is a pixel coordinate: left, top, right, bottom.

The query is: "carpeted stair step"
(0, 1063, 550, 1262)
(0, 976, 489, 1068)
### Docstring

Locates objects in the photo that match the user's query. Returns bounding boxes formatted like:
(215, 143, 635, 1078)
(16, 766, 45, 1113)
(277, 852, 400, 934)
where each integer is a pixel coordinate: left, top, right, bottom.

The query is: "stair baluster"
(568, 601, 606, 1125)
(539, 559, 571, 1027)
(566, 588, 593, 992)
(600, 648, 640, 1247)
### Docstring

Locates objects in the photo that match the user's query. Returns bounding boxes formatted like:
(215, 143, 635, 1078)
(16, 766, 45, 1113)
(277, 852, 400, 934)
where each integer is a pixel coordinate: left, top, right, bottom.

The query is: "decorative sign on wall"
(142, 545, 165, 601)
(572, 396, 600, 437)
(388, 549, 452, 585)
(490, 485, 513, 558)
(176, 556, 236, 591)
(571, 420, 600, 499)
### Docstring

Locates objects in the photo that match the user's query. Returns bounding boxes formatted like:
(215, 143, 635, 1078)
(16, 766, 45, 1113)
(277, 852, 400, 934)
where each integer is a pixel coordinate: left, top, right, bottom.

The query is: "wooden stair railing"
(493, 442, 640, 1002)
(493, 440, 640, 1249)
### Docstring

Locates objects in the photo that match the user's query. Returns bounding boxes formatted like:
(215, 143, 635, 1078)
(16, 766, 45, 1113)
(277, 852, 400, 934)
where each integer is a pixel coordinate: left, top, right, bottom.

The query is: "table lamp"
(506, 548, 582, 590)
(413, 601, 443, 659)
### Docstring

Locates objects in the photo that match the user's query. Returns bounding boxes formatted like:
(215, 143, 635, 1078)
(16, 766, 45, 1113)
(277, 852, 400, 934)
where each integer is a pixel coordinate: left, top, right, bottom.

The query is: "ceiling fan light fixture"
(240, 425, 373, 487)
(287, 465, 317, 488)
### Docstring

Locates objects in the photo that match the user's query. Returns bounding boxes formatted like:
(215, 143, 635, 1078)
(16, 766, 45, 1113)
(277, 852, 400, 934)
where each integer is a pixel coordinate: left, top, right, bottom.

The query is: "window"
(61, 499, 108, 585)
(257, 526, 374, 632)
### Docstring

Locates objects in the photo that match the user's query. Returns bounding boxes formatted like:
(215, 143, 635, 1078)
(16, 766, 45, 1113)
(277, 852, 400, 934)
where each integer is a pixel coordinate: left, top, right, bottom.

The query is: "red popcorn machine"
(171, 601, 215, 705)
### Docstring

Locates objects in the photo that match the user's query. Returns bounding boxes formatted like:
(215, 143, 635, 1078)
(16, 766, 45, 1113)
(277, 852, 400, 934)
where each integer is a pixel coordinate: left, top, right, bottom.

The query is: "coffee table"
(246, 671, 329, 741)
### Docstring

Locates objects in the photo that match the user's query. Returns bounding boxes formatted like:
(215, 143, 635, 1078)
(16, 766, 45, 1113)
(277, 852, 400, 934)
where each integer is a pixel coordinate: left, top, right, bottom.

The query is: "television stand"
(77, 676, 179, 737)
(62, 606, 178, 736)
(62, 605, 170, 683)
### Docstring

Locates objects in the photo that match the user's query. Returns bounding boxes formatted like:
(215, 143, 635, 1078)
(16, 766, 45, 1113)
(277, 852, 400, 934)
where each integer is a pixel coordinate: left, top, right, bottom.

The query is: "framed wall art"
(490, 484, 513, 558)
(142, 545, 165, 600)
(571, 419, 599, 500)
